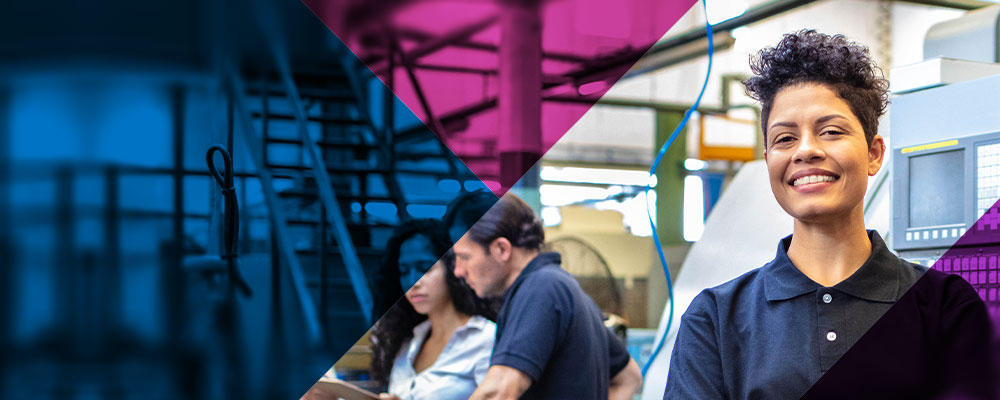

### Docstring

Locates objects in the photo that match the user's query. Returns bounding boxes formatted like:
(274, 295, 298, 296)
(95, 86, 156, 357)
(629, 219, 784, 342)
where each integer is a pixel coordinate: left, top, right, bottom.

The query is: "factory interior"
(3, 0, 1000, 398)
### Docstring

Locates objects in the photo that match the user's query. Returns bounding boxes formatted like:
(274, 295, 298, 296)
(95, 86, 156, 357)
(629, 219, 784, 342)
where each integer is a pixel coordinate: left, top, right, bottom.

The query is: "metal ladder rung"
(265, 137, 379, 149)
(252, 111, 367, 126)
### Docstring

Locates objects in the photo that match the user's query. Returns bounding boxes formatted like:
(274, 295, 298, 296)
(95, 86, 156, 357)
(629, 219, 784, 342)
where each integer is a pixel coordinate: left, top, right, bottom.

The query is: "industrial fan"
(545, 237, 628, 341)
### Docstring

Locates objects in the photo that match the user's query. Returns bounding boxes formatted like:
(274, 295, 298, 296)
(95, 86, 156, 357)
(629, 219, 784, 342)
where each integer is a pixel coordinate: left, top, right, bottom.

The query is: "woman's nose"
(403, 270, 421, 289)
(793, 133, 825, 163)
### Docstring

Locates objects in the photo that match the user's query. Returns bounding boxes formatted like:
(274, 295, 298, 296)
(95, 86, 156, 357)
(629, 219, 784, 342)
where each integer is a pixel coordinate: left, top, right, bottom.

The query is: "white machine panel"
(640, 161, 793, 398)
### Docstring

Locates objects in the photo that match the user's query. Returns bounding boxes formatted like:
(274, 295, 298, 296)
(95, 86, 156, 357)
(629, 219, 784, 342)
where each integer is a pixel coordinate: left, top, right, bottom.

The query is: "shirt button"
(826, 331, 837, 342)
(822, 293, 833, 303)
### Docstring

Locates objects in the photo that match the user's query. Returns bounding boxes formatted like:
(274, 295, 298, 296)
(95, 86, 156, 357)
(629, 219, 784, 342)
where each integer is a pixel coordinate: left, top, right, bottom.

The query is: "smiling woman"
(763, 83, 885, 268)
(662, 30, 994, 399)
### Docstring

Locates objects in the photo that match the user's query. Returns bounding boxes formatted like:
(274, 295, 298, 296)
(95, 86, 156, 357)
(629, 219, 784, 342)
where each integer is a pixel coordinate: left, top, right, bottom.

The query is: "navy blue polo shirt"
(491, 252, 630, 400)
(801, 267, 994, 399)
(664, 231, 926, 399)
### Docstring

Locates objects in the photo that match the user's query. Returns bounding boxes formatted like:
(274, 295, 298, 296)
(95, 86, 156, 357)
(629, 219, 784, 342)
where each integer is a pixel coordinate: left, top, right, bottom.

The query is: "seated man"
(452, 194, 642, 400)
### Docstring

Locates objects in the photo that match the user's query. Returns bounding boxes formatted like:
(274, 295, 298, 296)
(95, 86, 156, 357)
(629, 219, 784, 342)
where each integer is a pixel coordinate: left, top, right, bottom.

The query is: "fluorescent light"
(437, 179, 461, 193)
(706, 0, 747, 25)
(483, 180, 502, 193)
(684, 158, 708, 171)
(578, 80, 610, 96)
(731, 26, 750, 40)
(541, 207, 562, 226)
(631, 191, 656, 236)
(540, 166, 656, 187)
(683, 175, 705, 242)
(591, 190, 656, 237)
(539, 184, 609, 207)
(406, 204, 447, 218)
(365, 202, 398, 218)
(464, 180, 490, 192)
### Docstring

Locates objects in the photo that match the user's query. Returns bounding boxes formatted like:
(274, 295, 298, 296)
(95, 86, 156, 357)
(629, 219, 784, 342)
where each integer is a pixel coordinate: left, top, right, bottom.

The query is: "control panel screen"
(909, 149, 964, 228)
(977, 143, 1000, 217)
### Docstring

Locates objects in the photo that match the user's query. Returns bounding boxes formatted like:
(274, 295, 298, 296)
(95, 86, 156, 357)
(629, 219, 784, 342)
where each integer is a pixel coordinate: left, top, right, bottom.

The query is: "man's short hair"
(442, 190, 498, 234)
(466, 193, 544, 252)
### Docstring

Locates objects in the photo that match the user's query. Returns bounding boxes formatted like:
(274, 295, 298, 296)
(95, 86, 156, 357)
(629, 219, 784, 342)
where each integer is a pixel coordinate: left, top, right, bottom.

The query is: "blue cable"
(641, 0, 714, 378)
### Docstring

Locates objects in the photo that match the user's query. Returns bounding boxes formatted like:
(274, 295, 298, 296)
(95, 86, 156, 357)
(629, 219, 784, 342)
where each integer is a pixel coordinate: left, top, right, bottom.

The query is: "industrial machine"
(639, 161, 795, 398)
(890, 5, 1000, 313)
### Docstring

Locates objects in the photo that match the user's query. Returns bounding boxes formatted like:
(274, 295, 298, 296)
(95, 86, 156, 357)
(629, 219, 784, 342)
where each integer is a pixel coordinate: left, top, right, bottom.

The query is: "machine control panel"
(893, 132, 1000, 251)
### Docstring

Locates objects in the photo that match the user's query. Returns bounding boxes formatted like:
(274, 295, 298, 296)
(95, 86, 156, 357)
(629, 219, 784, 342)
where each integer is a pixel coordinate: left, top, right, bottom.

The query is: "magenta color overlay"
(302, 0, 697, 195)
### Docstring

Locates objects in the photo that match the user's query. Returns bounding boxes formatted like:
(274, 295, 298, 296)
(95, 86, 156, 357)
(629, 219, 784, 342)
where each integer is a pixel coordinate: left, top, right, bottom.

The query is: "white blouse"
(387, 315, 496, 400)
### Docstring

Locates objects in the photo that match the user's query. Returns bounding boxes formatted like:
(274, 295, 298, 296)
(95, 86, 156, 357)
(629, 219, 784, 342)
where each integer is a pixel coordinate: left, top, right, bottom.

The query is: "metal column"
(499, 0, 543, 206)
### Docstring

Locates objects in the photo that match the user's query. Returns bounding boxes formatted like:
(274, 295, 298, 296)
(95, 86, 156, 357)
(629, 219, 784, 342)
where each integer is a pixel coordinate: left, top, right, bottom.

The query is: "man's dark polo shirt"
(491, 252, 630, 400)
(664, 231, 927, 399)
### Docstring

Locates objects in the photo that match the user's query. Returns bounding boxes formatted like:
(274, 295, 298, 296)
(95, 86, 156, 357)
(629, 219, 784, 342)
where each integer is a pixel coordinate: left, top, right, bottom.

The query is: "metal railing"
(229, 70, 324, 343)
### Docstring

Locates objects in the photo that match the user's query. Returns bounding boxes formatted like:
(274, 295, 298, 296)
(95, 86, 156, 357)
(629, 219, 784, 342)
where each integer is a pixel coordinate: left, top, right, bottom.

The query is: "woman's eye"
(822, 130, 845, 136)
(773, 136, 793, 144)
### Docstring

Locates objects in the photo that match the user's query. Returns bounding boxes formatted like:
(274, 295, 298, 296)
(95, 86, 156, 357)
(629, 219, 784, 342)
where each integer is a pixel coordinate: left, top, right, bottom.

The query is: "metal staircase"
(229, 50, 480, 350)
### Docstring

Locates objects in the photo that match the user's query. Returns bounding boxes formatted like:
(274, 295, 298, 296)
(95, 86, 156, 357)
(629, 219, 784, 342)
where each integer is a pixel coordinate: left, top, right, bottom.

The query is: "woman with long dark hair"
(371, 219, 499, 400)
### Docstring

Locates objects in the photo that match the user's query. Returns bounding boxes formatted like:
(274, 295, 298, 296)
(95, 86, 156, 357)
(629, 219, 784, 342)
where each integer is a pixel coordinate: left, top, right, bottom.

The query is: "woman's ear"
(868, 135, 886, 176)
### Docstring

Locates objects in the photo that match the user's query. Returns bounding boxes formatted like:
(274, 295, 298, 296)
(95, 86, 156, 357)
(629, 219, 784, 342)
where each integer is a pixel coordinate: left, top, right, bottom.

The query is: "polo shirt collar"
(523, 252, 561, 275)
(459, 315, 491, 333)
(764, 230, 899, 303)
(831, 231, 899, 302)
(408, 315, 490, 356)
(503, 252, 561, 299)
(763, 236, 820, 301)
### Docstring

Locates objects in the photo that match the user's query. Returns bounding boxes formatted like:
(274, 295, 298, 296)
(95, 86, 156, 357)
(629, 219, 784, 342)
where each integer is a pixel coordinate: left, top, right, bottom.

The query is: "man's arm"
(468, 365, 532, 400)
(609, 358, 642, 400)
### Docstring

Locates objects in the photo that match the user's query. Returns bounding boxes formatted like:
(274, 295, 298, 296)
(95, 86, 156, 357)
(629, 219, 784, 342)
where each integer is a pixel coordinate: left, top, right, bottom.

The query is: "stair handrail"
(271, 48, 375, 327)
(248, 0, 373, 326)
(335, 50, 411, 221)
(228, 70, 323, 343)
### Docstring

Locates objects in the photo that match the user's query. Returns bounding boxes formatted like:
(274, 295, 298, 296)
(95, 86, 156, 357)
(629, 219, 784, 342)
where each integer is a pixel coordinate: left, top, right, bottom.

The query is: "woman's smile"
(787, 168, 840, 193)
(764, 82, 884, 224)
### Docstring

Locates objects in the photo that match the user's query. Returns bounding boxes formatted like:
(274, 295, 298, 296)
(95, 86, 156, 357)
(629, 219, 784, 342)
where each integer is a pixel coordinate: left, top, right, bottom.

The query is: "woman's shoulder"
(461, 315, 497, 342)
(426, 316, 495, 375)
(438, 315, 495, 358)
(700, 267, 768, 302)
(683, 267, 768, 319)
(894, 258, 929, 290)
(465, 315, 496, 331)
(911, 267, 985, 307)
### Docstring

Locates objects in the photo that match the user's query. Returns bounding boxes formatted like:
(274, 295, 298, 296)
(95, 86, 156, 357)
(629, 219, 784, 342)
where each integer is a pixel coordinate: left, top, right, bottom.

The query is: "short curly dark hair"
(743, 30, 889, 145)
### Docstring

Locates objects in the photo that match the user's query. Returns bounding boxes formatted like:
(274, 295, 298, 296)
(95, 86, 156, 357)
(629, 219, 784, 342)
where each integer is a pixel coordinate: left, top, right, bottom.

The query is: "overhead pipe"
(391, 0, 819, 142)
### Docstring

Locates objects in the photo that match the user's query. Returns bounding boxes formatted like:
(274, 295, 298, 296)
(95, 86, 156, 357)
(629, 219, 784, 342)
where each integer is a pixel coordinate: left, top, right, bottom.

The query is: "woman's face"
(397, 235, 438, 291)
(764, 83, 885, 224)
(404, 262, 452, 316)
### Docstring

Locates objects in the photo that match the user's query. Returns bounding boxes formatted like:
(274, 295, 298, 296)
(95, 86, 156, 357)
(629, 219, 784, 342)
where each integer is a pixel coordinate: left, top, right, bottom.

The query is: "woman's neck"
(412, 303, 471, 374)
(787, 208, 872, 287)
(425, 303, 470, 341)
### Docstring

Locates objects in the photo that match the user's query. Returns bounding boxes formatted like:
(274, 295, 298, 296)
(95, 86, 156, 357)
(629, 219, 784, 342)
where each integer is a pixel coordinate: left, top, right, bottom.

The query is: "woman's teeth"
(793, 175, 836, 186)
